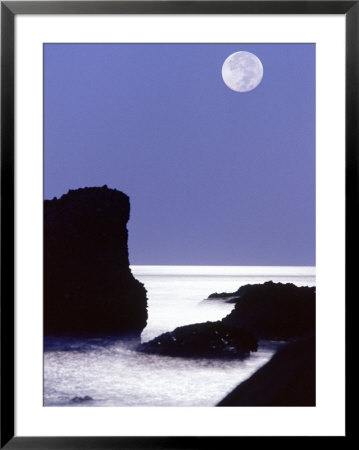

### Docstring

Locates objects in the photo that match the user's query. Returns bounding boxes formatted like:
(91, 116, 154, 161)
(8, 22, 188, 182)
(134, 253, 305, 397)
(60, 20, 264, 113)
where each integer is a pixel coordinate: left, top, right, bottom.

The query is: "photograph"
(43, 42, 316, 407)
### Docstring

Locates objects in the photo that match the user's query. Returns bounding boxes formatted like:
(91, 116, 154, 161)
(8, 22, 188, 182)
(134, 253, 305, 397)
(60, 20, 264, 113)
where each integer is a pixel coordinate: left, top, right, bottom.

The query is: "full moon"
(222, 51, 263, 93)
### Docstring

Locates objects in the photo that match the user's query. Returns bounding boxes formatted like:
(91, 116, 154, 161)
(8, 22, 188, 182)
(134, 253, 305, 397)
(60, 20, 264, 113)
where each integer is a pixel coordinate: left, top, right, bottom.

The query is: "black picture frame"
(1, 1, 352, 447)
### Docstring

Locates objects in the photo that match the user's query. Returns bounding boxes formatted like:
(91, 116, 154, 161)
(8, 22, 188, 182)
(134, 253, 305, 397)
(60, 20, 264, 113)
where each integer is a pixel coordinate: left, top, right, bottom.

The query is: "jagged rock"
(71, 396, 93, 403)
(44, 186, 147, 337)
(217, 333, 315, 406)
(208, 291, 240, 300)
(137, 321, 258, 358)
(206, 292, 241, 304)
(212, 281, 315, 340)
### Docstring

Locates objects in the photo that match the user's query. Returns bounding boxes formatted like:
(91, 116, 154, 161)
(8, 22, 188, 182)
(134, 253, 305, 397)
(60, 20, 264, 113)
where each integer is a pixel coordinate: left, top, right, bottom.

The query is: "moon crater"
(222, 51, 263, 93)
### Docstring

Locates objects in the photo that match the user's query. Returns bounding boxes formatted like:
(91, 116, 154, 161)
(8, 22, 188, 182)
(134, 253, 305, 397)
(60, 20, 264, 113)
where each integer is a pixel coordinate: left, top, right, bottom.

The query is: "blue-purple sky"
(44, 43, 315, 266)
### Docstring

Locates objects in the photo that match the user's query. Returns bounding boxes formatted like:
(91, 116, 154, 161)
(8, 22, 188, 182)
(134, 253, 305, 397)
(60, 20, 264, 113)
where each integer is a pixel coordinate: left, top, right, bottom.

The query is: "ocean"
(44, 265, 315, 407)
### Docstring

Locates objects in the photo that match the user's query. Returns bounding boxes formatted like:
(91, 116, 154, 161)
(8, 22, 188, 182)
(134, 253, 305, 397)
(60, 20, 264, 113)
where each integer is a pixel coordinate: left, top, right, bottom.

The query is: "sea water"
(44, 266, 315, 407)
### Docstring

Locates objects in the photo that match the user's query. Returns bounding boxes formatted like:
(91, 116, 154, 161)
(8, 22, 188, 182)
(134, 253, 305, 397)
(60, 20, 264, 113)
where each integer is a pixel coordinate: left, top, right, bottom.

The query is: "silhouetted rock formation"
(217, 333, 315, 406)
(71, 396, 93, 403)
(44, 186, 147, 337)
(207, 291, 241, 302)
(209, 281, 315, 340)
(207, 291, 241, 304)
(138, 321, 258, 358)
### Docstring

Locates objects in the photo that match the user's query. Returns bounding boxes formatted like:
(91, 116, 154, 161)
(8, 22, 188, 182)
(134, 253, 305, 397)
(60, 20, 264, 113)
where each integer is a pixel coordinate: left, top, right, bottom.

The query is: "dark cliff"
(44, 186, 147, 337)
(217, 333, 315, 406)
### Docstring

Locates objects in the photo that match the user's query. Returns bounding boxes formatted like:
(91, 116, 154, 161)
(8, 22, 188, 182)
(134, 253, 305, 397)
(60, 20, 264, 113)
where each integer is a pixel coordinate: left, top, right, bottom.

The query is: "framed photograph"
(1, 1, 352, 446)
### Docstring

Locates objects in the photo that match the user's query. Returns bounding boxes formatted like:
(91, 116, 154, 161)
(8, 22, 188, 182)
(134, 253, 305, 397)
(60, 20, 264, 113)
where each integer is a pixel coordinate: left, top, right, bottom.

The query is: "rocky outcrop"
(207, 291, 241, 303)
(71, 396, 93, 404)
(212, 281, 315, 340)
(217, 333, 315, 406)
(44, 186, 147, 337)
(138, 321, 258, 358)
